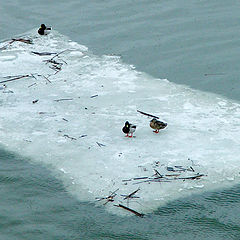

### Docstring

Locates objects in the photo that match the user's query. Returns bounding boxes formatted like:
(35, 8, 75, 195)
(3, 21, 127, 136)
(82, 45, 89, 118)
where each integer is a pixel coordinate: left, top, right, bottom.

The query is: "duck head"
(150, 118, 157, 123)
(122, 121, 130, 134)
(125, 121, 130, 127)
(40, 24, 46, 30)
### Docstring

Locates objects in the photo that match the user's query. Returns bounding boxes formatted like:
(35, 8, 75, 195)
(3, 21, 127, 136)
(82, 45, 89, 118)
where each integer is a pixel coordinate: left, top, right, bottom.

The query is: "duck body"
(122, 121, 136, 138)
(38, 24, 51, 35)
(150, 118, 167, 133)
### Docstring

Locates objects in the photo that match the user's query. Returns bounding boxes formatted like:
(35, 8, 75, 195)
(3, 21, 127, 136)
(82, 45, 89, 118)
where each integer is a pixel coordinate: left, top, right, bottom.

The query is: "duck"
(150, 118, 167, 133)
(122, 121, 136, 138)
(38, 24, 51, 35)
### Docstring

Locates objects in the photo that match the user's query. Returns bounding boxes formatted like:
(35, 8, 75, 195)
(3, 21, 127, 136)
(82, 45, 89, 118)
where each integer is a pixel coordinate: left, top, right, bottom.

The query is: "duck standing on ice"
(150, 118, 167, 133)
(122, 121, 136, 138)
(38, 24, 51, 35)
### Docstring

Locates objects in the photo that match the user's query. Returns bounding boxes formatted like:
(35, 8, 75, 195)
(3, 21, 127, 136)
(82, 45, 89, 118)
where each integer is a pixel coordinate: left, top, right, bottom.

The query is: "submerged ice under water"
(0, 30, 240, 215)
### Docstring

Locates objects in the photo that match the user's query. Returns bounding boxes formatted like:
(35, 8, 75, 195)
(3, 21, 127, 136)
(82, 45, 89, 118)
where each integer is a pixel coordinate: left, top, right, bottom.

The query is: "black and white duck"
(122, 121, 136, 138)
(38, 24, 51, 35)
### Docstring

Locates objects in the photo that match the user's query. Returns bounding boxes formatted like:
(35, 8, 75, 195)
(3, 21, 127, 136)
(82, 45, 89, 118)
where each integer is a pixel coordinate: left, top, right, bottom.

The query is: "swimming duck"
(150, 118, 167, 133)
(38, 24, 51, 35)
(122, 121, 136, 138)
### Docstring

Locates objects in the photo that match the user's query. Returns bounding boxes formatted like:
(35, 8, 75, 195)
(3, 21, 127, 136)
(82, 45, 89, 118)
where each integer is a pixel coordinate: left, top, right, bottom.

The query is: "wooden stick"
(63, 134, 77, 140)
(0, 38, 32, 50)
(54, 98, 73, 102)
(3, 75, 24, 79)
(122, 179, 132, 182)
(11, 38, 32, 44)
(137, 110, 159, 119)
(167, 166, 186, 172)
(39, 111, 56, 115)
(115, 204, 144, 218)
(43, 59, 61, 65)
(165, 174, 181, 177)
(28, 83, 37, 88)
(50, 49, 68, 60)
(30, 74, 37, 80)
(122, 188, 140, 200)
(189, 166, 195, 172)
(42, 75, 52, 83)
(31, 51, 56, 56)
(0, 75, 31, 84)
(96, 142, 106, 147)
(204, 73, 225, 76)
(79, 135, 87, 138)
(90, 94, 98, 98)
(133, 177, 149, 180)
(177, 174, 205, 180)
(153, 169, 163, 178)
(96, 188, 119, 205)
(53, 69, 61, 75)
(132, 179, 171, 185)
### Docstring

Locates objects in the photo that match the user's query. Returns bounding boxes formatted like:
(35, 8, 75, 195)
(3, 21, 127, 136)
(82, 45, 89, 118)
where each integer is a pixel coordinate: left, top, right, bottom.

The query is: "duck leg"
(128, 133, 133, 138)
(153, 130, 159, 133)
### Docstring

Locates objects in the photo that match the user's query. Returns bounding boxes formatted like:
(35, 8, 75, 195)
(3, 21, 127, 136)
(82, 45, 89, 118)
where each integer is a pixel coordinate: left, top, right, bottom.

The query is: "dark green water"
(1, 0, 240, 239)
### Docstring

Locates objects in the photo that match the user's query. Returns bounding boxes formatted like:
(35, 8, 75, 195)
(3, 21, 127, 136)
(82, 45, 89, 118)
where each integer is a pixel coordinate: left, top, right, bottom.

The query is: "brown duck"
(150, 118, 167, 133)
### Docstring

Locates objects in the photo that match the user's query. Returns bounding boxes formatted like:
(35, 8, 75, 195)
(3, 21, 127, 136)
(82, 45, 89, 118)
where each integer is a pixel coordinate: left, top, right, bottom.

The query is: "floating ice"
(0, 30, 240, 215)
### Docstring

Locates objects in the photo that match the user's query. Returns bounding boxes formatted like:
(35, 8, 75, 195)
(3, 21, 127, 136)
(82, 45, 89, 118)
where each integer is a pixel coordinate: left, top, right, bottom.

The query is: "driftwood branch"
(153, 169, 163, 178)
(177, 174, 206, 180)
(122, 162, 205, 186)
(79, 135, 87, 138)
(167, 166, 194, 172)
(0, 38, 32, 50)
(133, 179, 171, 185)
(42, 75, 52, 83)
(96, 188, 119, 205)
(63, 134, 77, 140)
(3, 75, 24, 79)
(137, 110, 159, 119)
(121, 188, 140, 200)
(38, 112, 56, 115)
(28, 83, 37, 88)
(122, 177, 148, 182)
(31, 51, 56, 56)
(50, 49, 68, 61)
(11, 38, 32, 44)
(0, 75, 32, 84)
(96, 142, 106, 147)
(115, 204, 144, 218)
(54, 98, 73, 102)
(43, 52, 67, 74)
(204, 73, 225, 76)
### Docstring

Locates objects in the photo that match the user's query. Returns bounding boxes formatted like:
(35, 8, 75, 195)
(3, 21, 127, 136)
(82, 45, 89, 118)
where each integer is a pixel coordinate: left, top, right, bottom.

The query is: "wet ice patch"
(0, 30, 240, 215)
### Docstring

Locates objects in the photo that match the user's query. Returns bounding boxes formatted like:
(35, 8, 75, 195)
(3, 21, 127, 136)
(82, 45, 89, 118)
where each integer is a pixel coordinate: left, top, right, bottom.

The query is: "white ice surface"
(0, 30, 240, 215)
